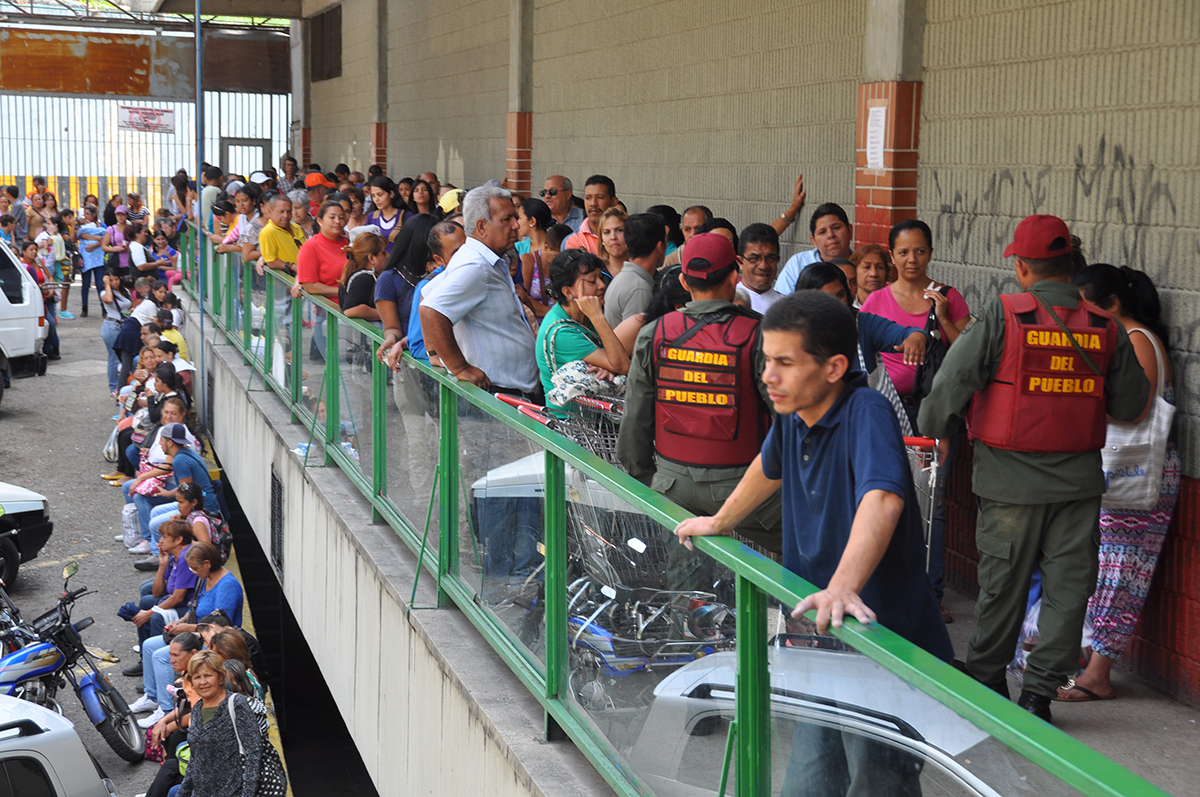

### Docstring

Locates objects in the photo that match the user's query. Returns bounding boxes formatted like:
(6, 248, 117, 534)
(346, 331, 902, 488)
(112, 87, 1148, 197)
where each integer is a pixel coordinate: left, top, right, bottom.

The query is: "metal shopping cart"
(493, 393, 735, 708)
(904, 436, 939, 572)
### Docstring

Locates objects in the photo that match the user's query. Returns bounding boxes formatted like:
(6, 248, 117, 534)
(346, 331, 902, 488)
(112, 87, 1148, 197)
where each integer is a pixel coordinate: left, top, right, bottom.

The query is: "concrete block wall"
(386, 0, 510, 187)
(530, 0, 865, 258)
(304, 0, 381, 170)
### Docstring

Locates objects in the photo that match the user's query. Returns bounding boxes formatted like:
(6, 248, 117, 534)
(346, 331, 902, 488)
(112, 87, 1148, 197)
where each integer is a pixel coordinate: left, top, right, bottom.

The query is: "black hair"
(1074, 264, 1169, 347)
(796, 262, 853, 307)
(177, 481, 205, 510)
(398, 176, 413, 188)
(335, 163, 350, 176)
(388, 213, 440, 287)
(156, 339, 178, 354)
(624, 213, 667, 260)
(4, 186, 18, 200)
(164, 292, 179, 307)
(646, 205, 683, 247)
(644, 266, 691, 323)
(697, 218, 739, 253)
(683, 263, 737, 293)
(145, 323, 163, 335)
(547, 250, 605, 303)
(367, 176, 401, 210)
(809, 203, 850, 236)
(546, 223, 573, 251)
(408, 180, 436, 214)
(427, 220, 464, 260)
(367, 164, 383, 178)
(172, 631, 204, 654)
(198, 610, 232, 627)
(203, 165, 223, 183)
(154, 361, 182, 393)
(211, 199, 236, 218)
(520, 198, 553, 232)
(0, 214, 13, 227)
(584, 174, 616, 197)
(21, 239, 37, 255)
(156, 308, 174, 324)
(762, 291, 858, 380)
(738, 223, 779, 256)
(223, 659, 256, 697)
(888, 218, 933, 252)
(127, 222, 147, 242)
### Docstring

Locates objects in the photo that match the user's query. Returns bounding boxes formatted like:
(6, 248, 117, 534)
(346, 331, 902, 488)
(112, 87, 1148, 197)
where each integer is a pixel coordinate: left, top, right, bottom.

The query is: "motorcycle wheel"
(92, 676, 145, 763)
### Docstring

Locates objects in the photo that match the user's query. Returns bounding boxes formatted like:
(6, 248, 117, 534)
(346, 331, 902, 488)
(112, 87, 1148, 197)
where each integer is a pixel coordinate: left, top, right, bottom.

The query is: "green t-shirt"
(200, 704, 220, 728)
(535, 303, 600, 409)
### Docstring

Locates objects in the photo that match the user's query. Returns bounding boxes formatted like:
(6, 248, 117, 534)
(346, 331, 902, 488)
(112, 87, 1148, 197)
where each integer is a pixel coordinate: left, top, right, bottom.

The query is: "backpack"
(194, 510, 232, 563)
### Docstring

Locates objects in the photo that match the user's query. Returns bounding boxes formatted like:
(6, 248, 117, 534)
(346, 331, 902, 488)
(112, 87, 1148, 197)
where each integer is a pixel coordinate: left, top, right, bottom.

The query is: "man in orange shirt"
(562, 175, 618, 256)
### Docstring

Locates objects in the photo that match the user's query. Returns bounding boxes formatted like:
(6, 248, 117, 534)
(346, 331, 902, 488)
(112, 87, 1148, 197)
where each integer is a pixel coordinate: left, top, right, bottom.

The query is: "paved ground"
(4, 292, 1200, 796)
(0, 304, 166, 797)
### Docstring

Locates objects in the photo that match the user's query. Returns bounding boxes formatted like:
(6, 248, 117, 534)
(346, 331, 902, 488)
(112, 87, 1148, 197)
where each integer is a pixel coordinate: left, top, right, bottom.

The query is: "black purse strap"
(1028, 290, 1102, 376)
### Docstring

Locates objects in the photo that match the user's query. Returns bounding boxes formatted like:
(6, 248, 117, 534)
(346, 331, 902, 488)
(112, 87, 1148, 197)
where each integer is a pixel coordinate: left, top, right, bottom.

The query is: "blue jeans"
(141, 635, 175, 713)
(132, 492, 175, 553)
(101, 319, 121, 392)
(80, 267, 105, 311)
(43, 302, 59, 356)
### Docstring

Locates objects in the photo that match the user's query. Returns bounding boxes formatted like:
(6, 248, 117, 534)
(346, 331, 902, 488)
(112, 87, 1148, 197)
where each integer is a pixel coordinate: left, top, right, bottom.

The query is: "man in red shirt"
(562, 175, 618, 256)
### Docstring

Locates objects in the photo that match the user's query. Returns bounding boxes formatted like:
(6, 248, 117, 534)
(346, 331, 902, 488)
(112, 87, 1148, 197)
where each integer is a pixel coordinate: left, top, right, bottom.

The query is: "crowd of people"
(8, 154, 1173, 792)
(169, 161, 1175, 729)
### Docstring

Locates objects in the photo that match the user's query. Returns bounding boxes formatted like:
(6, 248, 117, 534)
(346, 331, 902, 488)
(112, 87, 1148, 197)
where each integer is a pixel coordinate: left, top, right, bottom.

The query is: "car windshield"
(0, 253, 24, 305)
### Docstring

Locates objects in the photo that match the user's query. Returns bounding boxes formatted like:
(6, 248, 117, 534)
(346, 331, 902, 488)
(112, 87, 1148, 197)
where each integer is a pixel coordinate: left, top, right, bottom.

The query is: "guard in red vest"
(918, 215, 1149, 724)
(618, 233, 781, 588)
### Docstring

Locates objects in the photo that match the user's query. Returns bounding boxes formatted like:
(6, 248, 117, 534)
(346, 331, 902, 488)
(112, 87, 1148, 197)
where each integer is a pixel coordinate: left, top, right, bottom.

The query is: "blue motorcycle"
(0, 561, 144, 762)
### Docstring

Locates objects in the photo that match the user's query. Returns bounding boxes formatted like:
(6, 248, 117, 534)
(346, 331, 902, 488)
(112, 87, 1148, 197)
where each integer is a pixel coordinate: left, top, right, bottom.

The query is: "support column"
(854, 82, 922, 247)
(300, 127, 312, 169)
(506, 0, 534, 194)
(372, 0, 389, 170)
(371, 123, 388, 171)
(855, 0, 926, 248)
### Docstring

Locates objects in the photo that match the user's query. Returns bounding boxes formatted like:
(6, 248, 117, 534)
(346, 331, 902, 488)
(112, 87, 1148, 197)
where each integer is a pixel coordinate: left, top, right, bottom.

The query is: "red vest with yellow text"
(967, 292, 1117, 453)
(652, 309, 768, 467)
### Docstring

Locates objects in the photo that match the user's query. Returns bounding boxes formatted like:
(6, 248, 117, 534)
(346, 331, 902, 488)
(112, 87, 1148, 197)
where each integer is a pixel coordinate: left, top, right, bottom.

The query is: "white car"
(627, 647, 1082, 797)
(0, 695, 117, 797)
(0, 484, 54, 587)
(0, 242, 48, 402)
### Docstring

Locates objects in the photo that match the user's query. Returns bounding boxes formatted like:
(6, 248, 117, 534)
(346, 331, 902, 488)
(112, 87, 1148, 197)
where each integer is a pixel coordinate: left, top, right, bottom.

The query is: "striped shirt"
(419, 236, 538, 392)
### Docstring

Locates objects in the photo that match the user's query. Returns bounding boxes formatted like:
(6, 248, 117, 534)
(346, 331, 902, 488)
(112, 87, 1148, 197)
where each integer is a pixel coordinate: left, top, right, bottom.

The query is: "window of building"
(310, 5, 342, 82)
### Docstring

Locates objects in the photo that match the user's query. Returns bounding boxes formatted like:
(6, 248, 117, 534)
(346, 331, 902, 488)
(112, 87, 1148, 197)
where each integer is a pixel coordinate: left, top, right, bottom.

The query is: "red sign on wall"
(117, 106, 176, 134)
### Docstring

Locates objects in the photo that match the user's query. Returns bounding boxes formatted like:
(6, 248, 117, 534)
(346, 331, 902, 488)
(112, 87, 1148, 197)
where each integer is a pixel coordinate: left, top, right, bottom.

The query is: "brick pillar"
(506, 111, 532, 195)
(371, 122, 387, 172)
(854, 81, 922, 249)
(300, 127, 312, 168)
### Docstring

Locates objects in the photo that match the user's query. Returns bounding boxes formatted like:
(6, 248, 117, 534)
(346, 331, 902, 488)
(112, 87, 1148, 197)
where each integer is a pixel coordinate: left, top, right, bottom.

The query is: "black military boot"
(1017, 689, 1053, 723)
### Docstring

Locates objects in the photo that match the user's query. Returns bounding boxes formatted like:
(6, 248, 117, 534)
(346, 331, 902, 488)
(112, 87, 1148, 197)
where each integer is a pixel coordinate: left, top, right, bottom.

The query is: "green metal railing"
(178, 224, 1166, 797)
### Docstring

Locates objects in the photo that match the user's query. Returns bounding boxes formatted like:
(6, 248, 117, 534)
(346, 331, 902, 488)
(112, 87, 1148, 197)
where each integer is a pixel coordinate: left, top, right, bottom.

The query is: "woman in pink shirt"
(859, 219, 970, 397)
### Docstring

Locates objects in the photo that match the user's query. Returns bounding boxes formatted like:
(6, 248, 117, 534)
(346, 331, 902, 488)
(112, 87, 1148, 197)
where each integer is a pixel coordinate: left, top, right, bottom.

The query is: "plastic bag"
(103, 424, 120, 463)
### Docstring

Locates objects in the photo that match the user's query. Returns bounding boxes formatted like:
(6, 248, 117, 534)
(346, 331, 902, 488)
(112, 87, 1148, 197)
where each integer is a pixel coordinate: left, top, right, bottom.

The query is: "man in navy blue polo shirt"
(675, 291, 951, 658)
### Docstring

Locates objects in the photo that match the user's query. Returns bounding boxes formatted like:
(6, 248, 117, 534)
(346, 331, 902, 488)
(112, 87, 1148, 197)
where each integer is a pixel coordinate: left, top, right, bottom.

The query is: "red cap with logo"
(1003, 215, 1073, 259)
(681, 233, 737, 277)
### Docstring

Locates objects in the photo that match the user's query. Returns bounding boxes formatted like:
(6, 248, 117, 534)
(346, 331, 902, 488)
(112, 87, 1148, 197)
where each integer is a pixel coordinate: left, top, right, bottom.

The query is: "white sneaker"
(137, 706, 165, 728)
(127, 694, 157, 713)
(127, 541, 151, 555)
(114, 535, 124, 541)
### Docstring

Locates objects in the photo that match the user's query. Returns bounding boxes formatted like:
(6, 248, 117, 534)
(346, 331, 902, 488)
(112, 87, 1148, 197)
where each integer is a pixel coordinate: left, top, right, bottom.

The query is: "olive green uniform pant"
(966, 496, 1102, 698)
(651, 460, 783, 592)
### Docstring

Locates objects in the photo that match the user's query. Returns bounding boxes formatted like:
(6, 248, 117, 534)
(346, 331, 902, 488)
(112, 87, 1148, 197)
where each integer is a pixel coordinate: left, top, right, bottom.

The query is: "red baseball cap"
(681, 233, 737, 277)
(1003, 215, 1073, 259)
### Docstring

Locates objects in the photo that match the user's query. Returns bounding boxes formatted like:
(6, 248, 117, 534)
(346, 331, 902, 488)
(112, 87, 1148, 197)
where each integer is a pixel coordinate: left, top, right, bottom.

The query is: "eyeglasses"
(742, 253, 781, 266)
(538, 189, 560, 198)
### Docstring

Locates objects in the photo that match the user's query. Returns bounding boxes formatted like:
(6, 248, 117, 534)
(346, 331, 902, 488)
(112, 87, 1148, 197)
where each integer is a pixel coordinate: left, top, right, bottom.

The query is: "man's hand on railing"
(792, 586, 876, 635)
(385, 340, 405, 370)
(674, 516, 728, 551)
(455, 365, 490, 390)
(289, 281, 302, 299)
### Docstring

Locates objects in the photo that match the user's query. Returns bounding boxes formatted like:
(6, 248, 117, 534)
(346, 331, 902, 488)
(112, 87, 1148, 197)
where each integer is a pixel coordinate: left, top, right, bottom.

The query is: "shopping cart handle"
(493, 392, 546, 412)
(573, 396, 616, 412)
(517, 405, 554, 426)
(902, 437, 937, 447)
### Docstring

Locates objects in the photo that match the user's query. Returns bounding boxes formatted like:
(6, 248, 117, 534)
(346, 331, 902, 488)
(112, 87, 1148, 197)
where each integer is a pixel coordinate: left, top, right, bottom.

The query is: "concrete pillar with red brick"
(854, 81, 921, 249)
(506, 0, 534, 195)
(856, 0, 926, 250)
(371, 122, 388, 173)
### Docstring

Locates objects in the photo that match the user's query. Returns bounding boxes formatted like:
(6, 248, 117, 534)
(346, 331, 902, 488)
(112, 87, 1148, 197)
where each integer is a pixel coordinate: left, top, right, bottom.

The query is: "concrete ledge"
(183, 309, 613, 797)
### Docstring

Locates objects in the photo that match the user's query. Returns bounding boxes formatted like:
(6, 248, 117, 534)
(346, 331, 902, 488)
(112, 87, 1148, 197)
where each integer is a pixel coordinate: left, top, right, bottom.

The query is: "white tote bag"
(1101, 329, 1174, 510)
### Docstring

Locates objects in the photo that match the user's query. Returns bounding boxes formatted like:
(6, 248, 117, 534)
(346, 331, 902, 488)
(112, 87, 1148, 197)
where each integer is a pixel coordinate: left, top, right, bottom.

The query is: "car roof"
(0, 695, 76, 736)
(653, 648, 989, 756)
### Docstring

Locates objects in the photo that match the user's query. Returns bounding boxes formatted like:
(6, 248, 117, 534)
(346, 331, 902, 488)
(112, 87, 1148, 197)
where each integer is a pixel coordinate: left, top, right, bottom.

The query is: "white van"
(0, 244, 48, 403)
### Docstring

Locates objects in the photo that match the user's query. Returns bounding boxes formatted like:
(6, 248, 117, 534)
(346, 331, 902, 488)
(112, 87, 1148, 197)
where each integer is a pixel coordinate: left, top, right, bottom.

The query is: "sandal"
(100, 473, 123, 481)
(1054, 679, 1115, 702)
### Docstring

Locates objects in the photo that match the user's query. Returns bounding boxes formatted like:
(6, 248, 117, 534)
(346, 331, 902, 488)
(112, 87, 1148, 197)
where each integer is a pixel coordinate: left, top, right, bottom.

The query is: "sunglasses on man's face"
(539, 189, 560, 198)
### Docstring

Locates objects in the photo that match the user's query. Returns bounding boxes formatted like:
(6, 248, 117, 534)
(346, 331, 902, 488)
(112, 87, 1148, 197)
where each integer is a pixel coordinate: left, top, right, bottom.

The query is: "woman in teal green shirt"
(535, 250, 631, 408)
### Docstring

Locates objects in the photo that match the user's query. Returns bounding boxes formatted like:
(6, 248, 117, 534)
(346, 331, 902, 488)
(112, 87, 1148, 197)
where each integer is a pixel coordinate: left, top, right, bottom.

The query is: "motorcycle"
(0, 561, 144, 762)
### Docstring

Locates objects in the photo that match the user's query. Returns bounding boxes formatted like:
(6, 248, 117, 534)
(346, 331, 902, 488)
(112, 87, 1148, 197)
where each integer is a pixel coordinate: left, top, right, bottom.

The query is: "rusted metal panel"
(0, 27, 290, 100)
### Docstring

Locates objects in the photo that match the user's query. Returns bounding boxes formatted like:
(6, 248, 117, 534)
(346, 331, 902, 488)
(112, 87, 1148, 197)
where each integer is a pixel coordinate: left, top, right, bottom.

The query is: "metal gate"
(0, 91, 291, 211)
(220, 137, 273, 176)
